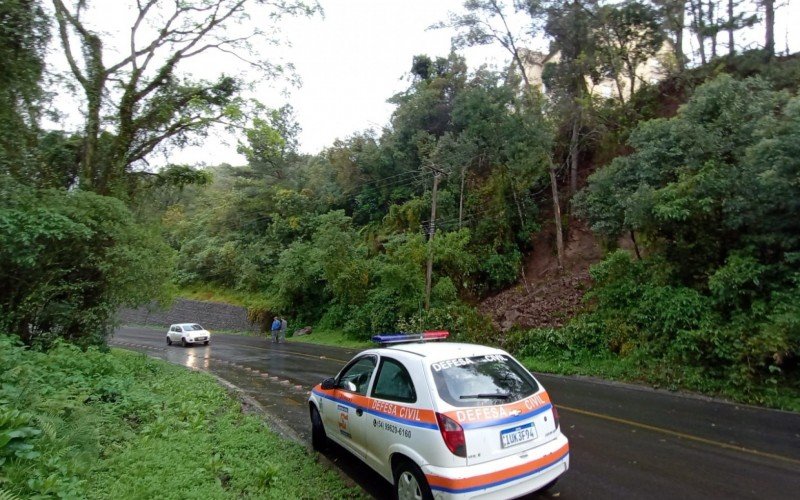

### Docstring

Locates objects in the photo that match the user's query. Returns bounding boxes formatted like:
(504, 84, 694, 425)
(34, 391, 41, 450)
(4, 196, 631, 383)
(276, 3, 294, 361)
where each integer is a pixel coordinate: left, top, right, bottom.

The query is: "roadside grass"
(0, 334, 364, 499)
(288, 328, 371, 349)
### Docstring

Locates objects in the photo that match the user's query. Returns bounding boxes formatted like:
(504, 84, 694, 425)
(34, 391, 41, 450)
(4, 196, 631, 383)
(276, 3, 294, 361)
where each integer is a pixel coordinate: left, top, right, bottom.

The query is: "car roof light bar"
(371, 331, 450, 345)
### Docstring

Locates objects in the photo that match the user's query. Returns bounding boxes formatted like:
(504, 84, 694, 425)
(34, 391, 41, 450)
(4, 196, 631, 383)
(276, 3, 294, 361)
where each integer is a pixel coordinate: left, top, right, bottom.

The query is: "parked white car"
(166, 323, 211, 347)
(308, 332, 569, 499)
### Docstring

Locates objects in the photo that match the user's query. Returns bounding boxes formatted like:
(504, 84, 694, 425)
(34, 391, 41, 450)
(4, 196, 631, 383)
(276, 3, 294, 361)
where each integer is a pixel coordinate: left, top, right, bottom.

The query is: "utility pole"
(425, 168, 443, 310)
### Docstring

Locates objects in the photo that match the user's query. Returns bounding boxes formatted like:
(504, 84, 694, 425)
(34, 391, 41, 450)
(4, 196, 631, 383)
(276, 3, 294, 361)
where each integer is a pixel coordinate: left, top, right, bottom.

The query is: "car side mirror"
(321, 377, 335, 390)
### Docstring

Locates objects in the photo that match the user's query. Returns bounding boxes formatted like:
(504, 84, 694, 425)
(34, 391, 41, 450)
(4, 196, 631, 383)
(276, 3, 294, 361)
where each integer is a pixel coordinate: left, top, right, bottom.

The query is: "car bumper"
(424, 432, 569, 499)
(185, 337, 209, 343)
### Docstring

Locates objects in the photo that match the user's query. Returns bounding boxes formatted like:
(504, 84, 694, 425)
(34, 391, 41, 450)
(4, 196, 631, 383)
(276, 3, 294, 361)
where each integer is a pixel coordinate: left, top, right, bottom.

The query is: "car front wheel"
(166, 336, 172, 345)
(181, 337, 188, 347)
(394, 459, 432, 500)
(310, 406, 328, 451)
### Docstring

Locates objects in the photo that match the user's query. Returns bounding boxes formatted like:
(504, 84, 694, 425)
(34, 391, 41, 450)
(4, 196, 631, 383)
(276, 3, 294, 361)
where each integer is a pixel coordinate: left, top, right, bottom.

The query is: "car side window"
(337, 356, 376, 395)
(371, 357, 417, 403)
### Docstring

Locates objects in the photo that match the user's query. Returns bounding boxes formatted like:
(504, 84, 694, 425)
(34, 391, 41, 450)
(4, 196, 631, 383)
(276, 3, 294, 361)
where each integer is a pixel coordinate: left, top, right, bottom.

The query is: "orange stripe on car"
(313, 385, 438, 426)
(426, 442, 569, 493)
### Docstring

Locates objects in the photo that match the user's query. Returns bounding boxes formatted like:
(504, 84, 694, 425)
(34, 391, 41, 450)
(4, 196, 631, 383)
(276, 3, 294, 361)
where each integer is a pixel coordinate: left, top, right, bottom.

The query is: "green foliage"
(556, 75, 800, 400)
(0, 0, 49, 180)
(594, 0, 664, 99)
(0, 178, 174, 347)
(0, 333, 362, 499)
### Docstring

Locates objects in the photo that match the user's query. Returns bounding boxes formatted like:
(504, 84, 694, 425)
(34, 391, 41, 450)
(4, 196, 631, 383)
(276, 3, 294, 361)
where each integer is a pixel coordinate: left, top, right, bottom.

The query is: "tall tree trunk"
(727, 0, 735, 56)
(569, 112, 580, 198)
(512, 186, 525, 227)
(83, 82, 103, 191)
(458, 165, 466, 229)
(691, 0, 707, 65)
(630, 230, 642, 260)
(708, 0, 717, 59)
(424, 173, 441, 310)
(510, 41, 565, 269)
(628, 61, 637, 100)
(549, 164, 564, 270)
(762, 0, 775, 58)
(675, 3, 686, 70)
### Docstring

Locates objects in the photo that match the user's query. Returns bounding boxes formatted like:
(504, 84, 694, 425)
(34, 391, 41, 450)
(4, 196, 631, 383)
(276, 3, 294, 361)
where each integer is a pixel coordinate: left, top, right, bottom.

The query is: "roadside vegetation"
(0, 334, 363, 499)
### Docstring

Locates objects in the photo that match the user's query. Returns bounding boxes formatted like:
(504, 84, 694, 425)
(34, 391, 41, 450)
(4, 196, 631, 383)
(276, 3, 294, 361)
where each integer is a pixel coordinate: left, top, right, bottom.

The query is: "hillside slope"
(479, 219, 604, 331)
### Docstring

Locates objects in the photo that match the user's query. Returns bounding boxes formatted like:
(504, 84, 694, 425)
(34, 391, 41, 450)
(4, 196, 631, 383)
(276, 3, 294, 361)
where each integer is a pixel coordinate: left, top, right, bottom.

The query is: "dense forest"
(2, 0, 799, 408)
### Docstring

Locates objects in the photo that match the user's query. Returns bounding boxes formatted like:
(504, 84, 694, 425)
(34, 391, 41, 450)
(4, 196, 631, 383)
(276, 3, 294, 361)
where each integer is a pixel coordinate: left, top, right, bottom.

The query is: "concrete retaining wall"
(117, 298, 259, 332)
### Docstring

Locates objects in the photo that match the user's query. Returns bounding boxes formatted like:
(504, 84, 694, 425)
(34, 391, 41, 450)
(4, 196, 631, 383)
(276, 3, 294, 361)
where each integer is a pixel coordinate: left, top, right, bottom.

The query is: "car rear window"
(430, 354, 539, 407)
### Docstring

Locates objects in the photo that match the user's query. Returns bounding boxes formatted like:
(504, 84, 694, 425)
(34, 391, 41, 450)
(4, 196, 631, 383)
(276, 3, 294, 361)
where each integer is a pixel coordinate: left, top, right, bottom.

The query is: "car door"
(325, 355, 376, 460)
(365, 356, 422, 472)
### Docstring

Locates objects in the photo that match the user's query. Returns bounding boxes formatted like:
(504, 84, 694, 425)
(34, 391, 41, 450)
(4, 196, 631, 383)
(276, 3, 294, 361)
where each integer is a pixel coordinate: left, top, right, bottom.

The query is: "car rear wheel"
(181, 337, 188, 347)
(310, 406, 328, 451)
(394, 459, 432, 500)
(166, 336, 172, 345)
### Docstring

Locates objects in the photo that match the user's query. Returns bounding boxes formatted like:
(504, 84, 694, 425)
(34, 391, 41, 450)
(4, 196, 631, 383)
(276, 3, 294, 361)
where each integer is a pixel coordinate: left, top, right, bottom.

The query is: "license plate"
(500, 422, 537, 448)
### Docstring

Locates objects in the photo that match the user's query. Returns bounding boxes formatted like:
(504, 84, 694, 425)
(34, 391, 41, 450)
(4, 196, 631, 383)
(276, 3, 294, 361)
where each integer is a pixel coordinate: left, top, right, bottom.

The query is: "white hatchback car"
(308, 332, 569, 499)
(166, 323, 211, 347)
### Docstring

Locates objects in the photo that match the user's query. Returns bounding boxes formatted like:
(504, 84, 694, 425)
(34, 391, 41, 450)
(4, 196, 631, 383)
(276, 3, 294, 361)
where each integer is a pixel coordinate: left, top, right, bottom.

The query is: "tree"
(576, 76, 800, 382)
(653, 0, 687, 70)
(720, 0, 757, 56)
(0, 0, 49, 180)
(593, 0, 664, 102)
(0, 177, 174, 347)
(541, 0, 598, 197)
(437, 0, 565, 269)
(236, 104, 302, 185)
(51, 0, 319, 196)
(757, 0, 775, 58)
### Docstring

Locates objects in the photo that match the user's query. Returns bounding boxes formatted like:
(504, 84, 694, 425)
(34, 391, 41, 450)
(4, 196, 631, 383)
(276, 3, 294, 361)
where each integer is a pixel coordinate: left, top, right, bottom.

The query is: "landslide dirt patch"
(479, 219, 603, 332)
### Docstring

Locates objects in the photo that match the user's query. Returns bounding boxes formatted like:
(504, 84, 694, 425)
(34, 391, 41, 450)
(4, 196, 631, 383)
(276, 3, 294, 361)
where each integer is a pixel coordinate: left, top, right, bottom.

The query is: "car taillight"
(435, 412, 466, 457)
(552, 405, 560, 430)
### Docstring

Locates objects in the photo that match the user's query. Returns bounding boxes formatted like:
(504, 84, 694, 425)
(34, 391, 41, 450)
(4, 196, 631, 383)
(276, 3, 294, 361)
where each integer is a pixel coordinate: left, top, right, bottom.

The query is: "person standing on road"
(270, 316, 281, 343)
(278, 316, 287, 343)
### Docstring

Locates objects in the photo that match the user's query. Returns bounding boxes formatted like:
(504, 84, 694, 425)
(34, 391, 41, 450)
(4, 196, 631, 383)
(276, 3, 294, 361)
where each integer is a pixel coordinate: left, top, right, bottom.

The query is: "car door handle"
(356, 408, 363, 416)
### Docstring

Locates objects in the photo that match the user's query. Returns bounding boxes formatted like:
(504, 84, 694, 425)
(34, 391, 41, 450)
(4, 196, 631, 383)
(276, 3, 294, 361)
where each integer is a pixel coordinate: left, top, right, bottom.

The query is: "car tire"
(394, 459, 433, 500)
(204, 341, 209, 346)
(166, 336, 172, 345)
(310, 406, 328, 451)
(181, 337, 188, 347)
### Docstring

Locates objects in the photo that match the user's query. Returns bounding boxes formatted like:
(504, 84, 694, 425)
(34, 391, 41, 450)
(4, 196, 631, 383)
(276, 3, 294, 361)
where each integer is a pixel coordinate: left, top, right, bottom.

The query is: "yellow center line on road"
(557, 404, 800, 467)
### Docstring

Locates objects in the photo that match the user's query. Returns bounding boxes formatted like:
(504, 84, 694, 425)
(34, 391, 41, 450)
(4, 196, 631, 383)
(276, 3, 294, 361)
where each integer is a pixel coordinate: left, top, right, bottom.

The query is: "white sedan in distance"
(166, 323, 211, 347)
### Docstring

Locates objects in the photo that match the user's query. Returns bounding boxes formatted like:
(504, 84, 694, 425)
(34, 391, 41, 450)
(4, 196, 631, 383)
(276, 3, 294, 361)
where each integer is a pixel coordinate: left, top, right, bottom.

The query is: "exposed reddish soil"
(478, 219, 604, 331)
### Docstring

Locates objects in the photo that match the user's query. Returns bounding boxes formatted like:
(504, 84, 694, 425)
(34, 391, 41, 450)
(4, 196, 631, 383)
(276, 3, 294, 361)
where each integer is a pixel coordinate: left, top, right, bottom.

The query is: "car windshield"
(430, 354, 539, 407)
(184, 324, 203, 331)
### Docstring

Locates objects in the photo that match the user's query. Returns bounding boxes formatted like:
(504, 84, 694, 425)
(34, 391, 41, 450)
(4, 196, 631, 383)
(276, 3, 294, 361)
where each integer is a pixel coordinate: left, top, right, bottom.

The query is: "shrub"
(0, 179, 173, 348)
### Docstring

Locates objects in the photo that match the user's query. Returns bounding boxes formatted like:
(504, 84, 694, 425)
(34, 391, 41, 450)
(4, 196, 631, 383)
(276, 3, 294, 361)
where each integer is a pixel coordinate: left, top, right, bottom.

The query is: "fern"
(35, 418, 57, 441)
(0, 488, 22, 500)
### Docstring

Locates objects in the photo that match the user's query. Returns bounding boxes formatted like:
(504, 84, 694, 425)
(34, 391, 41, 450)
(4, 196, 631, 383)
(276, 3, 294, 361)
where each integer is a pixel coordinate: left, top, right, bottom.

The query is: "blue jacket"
(271, 319, 281, 331)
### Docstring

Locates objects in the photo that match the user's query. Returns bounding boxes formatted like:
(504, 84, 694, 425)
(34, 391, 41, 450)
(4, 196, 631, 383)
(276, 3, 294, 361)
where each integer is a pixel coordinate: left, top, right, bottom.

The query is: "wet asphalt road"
(111, 326, 800, 499)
